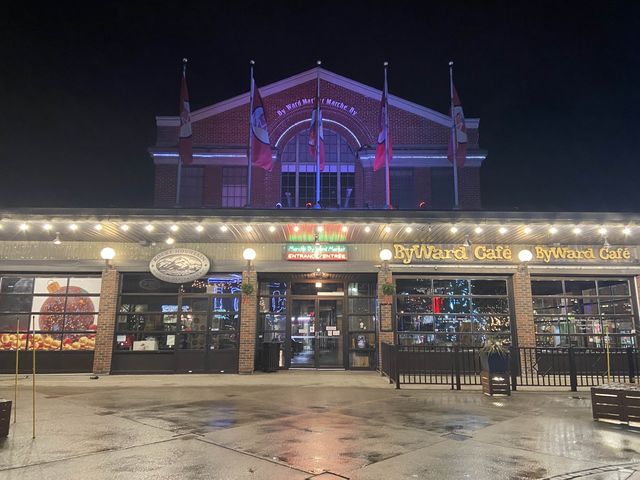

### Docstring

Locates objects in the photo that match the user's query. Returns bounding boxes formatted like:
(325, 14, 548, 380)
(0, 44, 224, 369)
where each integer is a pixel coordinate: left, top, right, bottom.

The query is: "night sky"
(2, 1, 639, 211)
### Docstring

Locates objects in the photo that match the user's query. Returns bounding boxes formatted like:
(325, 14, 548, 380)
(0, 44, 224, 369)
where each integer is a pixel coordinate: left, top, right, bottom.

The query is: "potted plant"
(241, 283, 254, 303)
(479, 339, 509, 373)
(381, 282, 395, 304)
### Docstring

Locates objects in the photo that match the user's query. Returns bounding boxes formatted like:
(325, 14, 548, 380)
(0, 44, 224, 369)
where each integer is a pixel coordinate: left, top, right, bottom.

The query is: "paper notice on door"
(310, 326, 315, 333)
(166, 335, 176, 346)
(326, 326, 336, 331)
(333, 330, 340, 336)
(116, 335, 126, 342)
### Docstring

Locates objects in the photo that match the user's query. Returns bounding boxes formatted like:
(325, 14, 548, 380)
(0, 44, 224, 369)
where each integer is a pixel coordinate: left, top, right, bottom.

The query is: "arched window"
(280, 129, 356, 208)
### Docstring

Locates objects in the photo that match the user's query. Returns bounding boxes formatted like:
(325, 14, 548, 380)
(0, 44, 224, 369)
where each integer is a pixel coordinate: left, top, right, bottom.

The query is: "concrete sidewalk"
(1, 371, 639, 479)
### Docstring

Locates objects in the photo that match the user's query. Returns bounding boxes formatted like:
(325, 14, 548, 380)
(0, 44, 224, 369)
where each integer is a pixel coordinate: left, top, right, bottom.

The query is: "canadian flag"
(447, 85, 467, 167)
(308, 99, 325, 171)
(178, 72, 193, 165)
(250, 83, 273, 171)
(373, 90, 392, 171)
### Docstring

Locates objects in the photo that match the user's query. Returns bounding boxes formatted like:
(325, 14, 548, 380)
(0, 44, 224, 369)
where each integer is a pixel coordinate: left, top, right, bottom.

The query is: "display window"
(395, 277, 512, 347)
(0, 275, 101, 351)
(532, 277, 636, 348)
(115, 273, 241, 352)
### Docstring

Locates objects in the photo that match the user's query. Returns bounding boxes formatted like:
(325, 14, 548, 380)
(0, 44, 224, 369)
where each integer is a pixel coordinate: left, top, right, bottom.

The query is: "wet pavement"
(0, 371, 639, 479)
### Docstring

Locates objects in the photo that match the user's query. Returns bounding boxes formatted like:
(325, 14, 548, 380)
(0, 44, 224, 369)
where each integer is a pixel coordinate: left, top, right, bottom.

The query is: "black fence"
(380, 343, 639, 391)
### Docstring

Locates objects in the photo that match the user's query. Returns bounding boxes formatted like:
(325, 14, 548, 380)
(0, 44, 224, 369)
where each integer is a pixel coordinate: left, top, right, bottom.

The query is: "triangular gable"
(158, 67, 478, 128)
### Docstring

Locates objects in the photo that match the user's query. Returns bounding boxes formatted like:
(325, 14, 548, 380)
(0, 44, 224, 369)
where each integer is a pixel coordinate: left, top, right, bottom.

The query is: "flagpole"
(315, 60, 321, 207)
(175, 58, 187, 207)
(247, 60, 255, 207)
(384, 62, 391, 209)
(449, 61, 460, 208)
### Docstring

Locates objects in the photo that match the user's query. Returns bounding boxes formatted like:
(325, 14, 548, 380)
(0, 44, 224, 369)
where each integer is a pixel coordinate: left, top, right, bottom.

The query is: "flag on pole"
(250, 83, 273, 171)
(447, 86, 467, 167)
(308, 98, 325, 171)
(373, 89, 392, 172)
(179, 68, 193, 165)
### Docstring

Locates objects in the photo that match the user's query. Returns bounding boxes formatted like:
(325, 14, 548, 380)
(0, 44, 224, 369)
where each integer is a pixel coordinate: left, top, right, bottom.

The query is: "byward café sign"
(392, 244, 637, 265)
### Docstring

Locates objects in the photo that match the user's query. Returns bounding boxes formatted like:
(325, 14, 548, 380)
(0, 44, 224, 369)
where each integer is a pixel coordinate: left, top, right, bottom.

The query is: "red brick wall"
(262, 160, 282, 207)
(154, 165, 178, 207)
(203, 166, 223, 207)
(377, 270, 393, 368)
(238, 269, 257, 373)
(513, 268, 536, 348)
(459, 167, 481, 209)
(93, 268, 119, 374)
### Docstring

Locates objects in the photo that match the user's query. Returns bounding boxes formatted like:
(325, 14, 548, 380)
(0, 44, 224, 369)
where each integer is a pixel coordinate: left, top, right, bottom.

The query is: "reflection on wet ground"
(0, 371, 639, 479)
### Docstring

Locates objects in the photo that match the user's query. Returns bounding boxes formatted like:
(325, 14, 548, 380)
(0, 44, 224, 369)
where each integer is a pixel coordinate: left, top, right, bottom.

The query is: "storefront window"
(0, 275, 101, 351)
(347, 282, 377, 368)
(395, 277, 511, 347)
(116, 274, 241, 352)
(257, 281, 287, 346)
(532, 277, 636, 348)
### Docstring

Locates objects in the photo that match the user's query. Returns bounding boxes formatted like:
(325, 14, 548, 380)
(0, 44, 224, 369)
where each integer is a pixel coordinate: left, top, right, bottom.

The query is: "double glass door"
(291, 298, 344, 368)
(175, 294, 239, 372)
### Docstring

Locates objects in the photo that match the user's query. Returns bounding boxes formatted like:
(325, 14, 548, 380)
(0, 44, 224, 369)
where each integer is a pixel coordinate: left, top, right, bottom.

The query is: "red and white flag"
(447, 85, 467, 167)
(250, 82, 273, 171)
(308, 98, 325, 171)
(373, 89, 392, 171)
(178, 70, 193, 165)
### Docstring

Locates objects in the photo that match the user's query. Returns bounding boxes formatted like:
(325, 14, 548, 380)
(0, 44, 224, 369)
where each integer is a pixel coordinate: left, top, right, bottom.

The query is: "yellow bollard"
(32, 317, 36, 439)
(14, 319, 19, 424)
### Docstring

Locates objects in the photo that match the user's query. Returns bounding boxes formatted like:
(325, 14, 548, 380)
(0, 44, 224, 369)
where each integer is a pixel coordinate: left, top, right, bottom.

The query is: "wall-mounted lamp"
(379, 248, 392, 271)
(100, 247, 116, 269)
(517, 249, 533, 263)
(243, 247, 256, 270)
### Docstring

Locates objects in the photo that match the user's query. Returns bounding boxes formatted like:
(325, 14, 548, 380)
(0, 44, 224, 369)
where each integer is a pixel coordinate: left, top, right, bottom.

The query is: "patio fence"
(380, 343, 638, 391)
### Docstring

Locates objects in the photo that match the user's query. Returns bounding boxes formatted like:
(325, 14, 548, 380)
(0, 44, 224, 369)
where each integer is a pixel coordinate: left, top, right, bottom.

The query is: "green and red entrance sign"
(285, 244, 347, 261)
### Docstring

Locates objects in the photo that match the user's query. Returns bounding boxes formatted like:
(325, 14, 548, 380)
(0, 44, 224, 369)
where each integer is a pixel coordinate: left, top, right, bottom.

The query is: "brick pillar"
(92, 268, 119, 374)
(513, 267, 535, 348)
(239, 269, 258, 374)
(377, 269, 394, 369)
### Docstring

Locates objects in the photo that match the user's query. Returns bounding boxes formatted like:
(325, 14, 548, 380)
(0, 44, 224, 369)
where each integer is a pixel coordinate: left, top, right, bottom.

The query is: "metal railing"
(380, 343, 638, 391)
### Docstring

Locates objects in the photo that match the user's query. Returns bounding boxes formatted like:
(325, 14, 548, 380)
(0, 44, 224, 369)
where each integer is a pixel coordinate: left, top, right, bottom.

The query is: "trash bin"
(261, 342, 281, 372)
(0, 399, 11, 437)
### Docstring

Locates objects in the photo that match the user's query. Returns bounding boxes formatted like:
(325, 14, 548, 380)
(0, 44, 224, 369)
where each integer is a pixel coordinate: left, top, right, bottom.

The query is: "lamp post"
(100, 247, 116, 269)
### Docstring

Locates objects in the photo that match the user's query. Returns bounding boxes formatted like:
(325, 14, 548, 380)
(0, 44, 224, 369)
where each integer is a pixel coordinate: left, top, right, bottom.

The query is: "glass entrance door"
(317, 299, 343, 367)
(290, 299, 316, 367)
(176, 294, 239, 372)
(290, 298, 344, 368)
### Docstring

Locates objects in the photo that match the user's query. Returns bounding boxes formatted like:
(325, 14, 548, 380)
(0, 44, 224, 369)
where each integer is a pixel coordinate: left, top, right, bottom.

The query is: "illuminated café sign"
(286, 244, 348, 261)
(275, 97, 358, 117)
(393, 244, 635, 265)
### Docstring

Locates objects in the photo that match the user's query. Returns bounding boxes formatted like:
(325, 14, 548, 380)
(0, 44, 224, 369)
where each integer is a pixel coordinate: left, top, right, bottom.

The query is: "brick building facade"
(0, 72, 637, 378)
(150, 68, 485, 210)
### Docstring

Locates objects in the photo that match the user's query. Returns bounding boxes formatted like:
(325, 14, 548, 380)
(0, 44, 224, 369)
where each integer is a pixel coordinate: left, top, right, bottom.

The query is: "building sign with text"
(392, 244, 637, 265)
(286, 244, 348, 261)
(275, 97, 358, 118)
